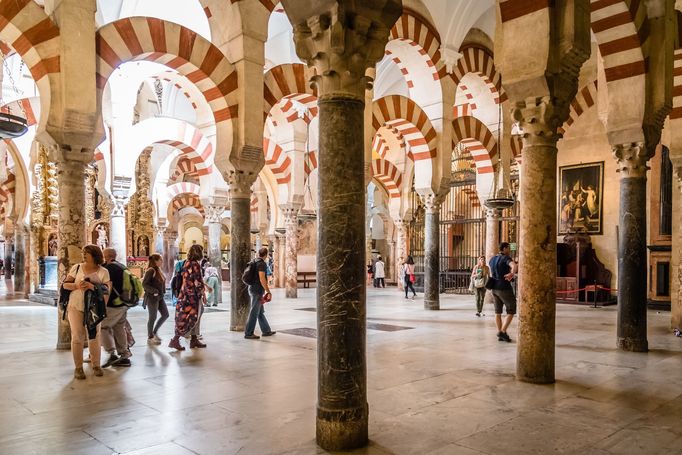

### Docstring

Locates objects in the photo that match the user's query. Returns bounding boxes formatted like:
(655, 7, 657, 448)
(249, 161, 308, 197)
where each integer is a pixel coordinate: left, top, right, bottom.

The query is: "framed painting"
(558, 161, 604, 235)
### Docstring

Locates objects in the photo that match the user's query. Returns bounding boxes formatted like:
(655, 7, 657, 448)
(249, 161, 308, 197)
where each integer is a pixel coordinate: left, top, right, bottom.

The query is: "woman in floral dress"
(169, 244, 206, 350)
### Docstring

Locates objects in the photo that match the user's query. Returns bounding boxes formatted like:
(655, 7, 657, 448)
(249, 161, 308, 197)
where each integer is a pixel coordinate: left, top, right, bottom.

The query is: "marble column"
(283, 2, 400, 449)
(109, 196, 127, 264)
(228, 175, 254, 331)
(3, 230, 13, 280)
(277, 233, 286, 290)
(13, 225, 26, 294)
(163, 230, 178, 279)
(514, 98, 560, 384)
(56, 159, 87, 350)
(672, 163, 682, 331)
(386, 240, 395, 283)
(282, 205, 300, 298)
(207, 204, 225, 305)
(485, 208, 501, 262)
(420, 193, 443, 310)
(394, 220, 407, 285)
(268, 234, 279, 287)
(154, 224, 166, 255)
(614, 143, 651, 352)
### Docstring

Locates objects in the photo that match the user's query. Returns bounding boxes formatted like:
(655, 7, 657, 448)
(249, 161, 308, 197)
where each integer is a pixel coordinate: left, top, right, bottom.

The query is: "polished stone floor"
(0, 283, 681, 454)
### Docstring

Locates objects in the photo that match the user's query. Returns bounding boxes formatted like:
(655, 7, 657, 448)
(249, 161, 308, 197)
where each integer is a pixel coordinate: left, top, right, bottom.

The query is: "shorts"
(492, 289, 516, 315)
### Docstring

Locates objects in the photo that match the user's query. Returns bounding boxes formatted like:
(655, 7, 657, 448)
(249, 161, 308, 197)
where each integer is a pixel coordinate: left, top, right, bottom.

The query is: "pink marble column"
(282, 205, 300, 298)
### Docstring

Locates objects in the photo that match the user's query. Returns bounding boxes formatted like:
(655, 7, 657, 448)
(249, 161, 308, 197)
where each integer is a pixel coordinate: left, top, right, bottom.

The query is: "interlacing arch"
(371, 159, 403, 199)
(372, 95, 438, 162)
(560, 79, 599, 135)
(169, 156, 200, 184)
(167, 182, 204, 217)
(270, 93, 318, 126)
(390, 8, 446, 81)
(452, 116, 497, 175)
(452, 45, 507, 105)
(96, 17, 238, 148)
(263, 136, 290, 185)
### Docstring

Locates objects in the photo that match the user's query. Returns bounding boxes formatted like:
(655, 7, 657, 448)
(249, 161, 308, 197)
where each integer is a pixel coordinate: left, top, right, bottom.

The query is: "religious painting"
(558, 162, 604, 235)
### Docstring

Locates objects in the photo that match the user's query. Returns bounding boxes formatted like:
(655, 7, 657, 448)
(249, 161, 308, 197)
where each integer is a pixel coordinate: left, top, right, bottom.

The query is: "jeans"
(146, 296, 169, 338)
(404, 275, 416, 297)
(475, 287, 486, 313)
(245, 289, 272, 336)
(100, 305, 130, 358)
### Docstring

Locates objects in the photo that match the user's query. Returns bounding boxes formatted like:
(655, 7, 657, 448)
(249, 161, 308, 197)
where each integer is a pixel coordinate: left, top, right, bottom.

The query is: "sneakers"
(190, 336, 207, 348)
(147, 337, 161, 345)
(169, 337, 185, 351)
(244, 334, 260, 340)
(93, 366, 104, 376)
(74, 367, 86, 380)
(497, 331, 512, 342)
(111, 357, 131, 367)
(102, 353, 119, 368)
(262, 331, 276, 337)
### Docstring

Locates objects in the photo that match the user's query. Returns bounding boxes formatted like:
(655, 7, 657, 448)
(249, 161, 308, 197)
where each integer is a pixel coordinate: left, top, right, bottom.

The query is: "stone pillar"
(163, 230, 177, 279)
(3, 228, 13, 280)
(109, 196, 127, 264)
(283, 2, 400, 449)
(207, 204, 226, 305)
(56, 158, 87, 350)
(277, 233, 286, 290)
(514, 98, 561, 384)
(13, 225, 26, 294)
(268, 234, 278, 287)
(614, 143, 651, 352)
(485, 208, 501, 262)
(154, 223, 166, 254)
(420, 193, 443, 310)
(282, 204, 300, 298)
(228, 174, 254, 331)
(386, 240, 395, 282)
(394, 220, 407, 284)
(672, 162, 682, 330)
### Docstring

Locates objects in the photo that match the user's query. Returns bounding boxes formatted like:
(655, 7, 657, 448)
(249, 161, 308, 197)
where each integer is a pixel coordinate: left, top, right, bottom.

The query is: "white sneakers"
(147, 335, 162, 345)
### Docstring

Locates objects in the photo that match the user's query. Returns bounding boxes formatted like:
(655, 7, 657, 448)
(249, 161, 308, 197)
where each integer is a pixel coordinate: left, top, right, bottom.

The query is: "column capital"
(227, 169, 257, 199)
(418, 191, 447, 214)
(512, 96, 561, 147)
(283, 0, 402, 99)
(163, 230, 178, 241)
(486, 208, 502, 220)
(280, 203, 302, 224)
(613, 142, 651, 179)
(206, 205, 226, 224)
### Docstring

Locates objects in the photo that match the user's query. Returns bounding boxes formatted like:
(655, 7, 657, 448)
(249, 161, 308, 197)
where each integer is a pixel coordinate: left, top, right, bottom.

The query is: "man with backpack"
(243, 247, 275, 340)
(101, 248, 142, 367)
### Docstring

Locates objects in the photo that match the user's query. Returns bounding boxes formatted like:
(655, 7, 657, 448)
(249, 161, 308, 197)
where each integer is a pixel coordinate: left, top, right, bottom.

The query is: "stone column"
(420, 193, 443, 310)
(109, 195, 127, 264)
(207, 204, 226, 304)
(268, 234, 278, 287)
(282, 204, 300, 298)
(56, 158, 88, 350)
(154, 223, 166, 255)
(13, 225, 26, 294)
(277, 233, 286, 290)
(3, 227, 13, 280)
(228, 174, 254, 331)
(485, 208, 501, 262)
(394, 220, 407, 284)
(163, 230, 178, 279)
(386, 240, 395, 282)
(672, 162, 682, 331)
(283, 2, 400, 449)
(614, 143, 652, 352)
(514, 98, 561, 384)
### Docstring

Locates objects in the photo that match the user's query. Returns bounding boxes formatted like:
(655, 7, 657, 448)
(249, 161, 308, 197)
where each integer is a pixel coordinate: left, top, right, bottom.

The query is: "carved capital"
(283, 0, 402, 99)
(512, 96, 561, 147)
(280, 203, 302, 225)
(418, 192, 446, 214)
(227, 170, 256, 199)
(613, 142, 651, 179)
(163, 230, 178, 242)
(206, 205, 226, 224)
(486, 208, 502, 220)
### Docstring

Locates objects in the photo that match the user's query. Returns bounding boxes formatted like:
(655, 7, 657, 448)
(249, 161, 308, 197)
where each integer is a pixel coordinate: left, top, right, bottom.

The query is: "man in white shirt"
(374, 255, 386, 288)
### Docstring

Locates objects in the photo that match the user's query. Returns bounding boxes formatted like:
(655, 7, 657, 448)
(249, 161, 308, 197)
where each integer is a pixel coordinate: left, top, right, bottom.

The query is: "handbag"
(409, 274, 415, 283)
(474, 277, 486, 288)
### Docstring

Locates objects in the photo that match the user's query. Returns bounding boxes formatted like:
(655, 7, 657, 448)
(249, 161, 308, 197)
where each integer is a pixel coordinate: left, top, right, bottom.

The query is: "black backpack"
(241, 259, 260, 286)
(170, 266, 183, 297)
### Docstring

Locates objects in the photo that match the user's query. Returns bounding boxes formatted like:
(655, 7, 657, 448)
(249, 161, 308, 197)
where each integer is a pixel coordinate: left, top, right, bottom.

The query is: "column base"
(56, 341, 71, 350)
(424, 299, 440, 310)
(617, 337, 648, 352)
(285, 288, 297, 299)
(516, 374, 555, 385)
(230, 324, 245, 332)
(316, 404, 368, 451)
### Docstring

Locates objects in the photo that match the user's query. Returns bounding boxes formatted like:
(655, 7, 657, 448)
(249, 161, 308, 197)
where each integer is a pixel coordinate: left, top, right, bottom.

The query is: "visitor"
(142, 253, 168, 345)
(101, 248, 133, 368)
(374, 255, 386, 288)
(244, 247, 276, 340)
(169, 244, 206, 350)
(402, 256, 417, 300)
(366, 261, 374, 286)
(489, 242, 517, 342)
(470, 255, 490, 317)
(62, 244, 111, 380)
(204, 265, 220, 307)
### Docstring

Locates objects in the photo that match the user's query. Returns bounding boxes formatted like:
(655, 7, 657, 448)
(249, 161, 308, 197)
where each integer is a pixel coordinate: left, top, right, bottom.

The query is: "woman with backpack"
(61, 244, 111, 380)
(169, 244, 206, 350)
(143, 254, 168, 345)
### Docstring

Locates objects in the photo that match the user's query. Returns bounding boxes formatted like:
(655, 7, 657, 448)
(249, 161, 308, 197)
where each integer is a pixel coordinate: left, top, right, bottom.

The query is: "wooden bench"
(297, 272, 317, 288)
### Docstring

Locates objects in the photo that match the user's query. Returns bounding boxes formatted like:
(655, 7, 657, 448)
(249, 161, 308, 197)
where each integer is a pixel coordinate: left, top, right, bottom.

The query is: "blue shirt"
(489, 254, 513, 291)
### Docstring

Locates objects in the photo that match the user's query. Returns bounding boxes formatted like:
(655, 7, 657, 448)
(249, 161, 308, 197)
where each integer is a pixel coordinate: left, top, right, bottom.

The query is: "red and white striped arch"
(171, 194, 204, 217)
(384, 49, 415, 89)
(270, 93, 318, 126)
(169, 156, 200, 184)
(167, 182, 200, 200)
(0, 172, 15, 218)
(303, 151, 317, 176)
(167, 182, 203, 217)
(263, 63, 315, 121)
(155, 128, 213, 176)
(96, 17, 238, 149)
(390, 8, 446, 81)
(0, 0, 60, 132)
(452, 46, 507, 105)
(151, 71, 213, 126)
(263, 136, 290, 185)
(452, 116, 498, 175)
(0, 97, 39, 127)
(372, 95, 438, 162)
(671, 49, 682, 120)
(560, 79, 599, 135)
(372, 159, 403, 199)
(372, 132, 390, 159)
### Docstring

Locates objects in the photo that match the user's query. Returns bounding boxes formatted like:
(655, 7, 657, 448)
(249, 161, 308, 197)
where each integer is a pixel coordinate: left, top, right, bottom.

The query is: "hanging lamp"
(484, 101, 515, 210)
(0, 46, 28, 139)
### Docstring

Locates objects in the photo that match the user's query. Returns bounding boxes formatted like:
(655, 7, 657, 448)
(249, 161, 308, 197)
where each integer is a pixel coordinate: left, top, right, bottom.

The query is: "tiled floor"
(0, 283, 681, 454)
